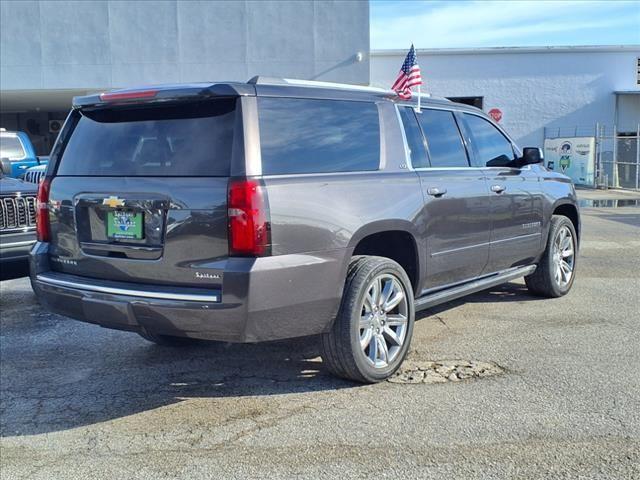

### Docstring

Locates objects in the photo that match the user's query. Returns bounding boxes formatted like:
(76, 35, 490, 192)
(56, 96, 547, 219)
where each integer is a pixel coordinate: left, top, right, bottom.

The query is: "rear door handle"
(426, 186, 447, 197)
(491, 185, 506, 194)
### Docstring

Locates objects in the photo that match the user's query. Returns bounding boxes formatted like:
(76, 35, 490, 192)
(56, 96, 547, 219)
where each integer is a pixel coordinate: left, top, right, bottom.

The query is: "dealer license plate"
(107, 210, 144, 240)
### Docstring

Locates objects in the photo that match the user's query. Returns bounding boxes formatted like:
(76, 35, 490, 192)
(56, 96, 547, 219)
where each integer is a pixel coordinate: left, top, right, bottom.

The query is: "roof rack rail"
(247, 76, 395, 95)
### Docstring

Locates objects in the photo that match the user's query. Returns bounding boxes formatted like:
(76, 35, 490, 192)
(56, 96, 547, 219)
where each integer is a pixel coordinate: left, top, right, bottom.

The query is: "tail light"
(36, 178, 51, 242)
(227, 179, 270, 256)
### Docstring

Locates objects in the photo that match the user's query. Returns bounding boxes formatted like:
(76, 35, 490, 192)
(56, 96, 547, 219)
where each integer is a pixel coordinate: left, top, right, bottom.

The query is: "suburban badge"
(195, 272, 221, 280)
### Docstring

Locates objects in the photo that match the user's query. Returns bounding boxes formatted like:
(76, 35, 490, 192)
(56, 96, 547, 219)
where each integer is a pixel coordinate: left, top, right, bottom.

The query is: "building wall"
(0, 0, 369, 90)
(371, 46, 640, 147)
(1, 0, 368, 154)
(0, 110, 70, 156)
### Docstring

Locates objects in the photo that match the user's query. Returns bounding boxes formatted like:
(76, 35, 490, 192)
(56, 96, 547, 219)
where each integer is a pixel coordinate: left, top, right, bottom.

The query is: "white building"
(371, 45, 640, 148)
(0, 0, 369, 155)
(1, 2, 638, 189)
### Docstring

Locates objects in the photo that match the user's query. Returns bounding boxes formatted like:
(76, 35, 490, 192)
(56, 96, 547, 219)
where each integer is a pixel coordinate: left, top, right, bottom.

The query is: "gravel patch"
(388, 360, 504, 384)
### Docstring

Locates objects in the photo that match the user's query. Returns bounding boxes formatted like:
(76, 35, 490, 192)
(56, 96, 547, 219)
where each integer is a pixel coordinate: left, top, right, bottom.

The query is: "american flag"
(391, 44, 422, 99)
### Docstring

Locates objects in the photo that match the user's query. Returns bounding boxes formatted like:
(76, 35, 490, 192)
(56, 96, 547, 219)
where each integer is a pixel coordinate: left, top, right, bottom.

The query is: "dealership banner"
(543, 137, 596, 187)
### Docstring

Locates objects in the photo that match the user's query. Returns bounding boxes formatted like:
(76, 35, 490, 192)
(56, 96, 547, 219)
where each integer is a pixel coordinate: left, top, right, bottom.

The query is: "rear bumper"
(0, 231, 36, 262)
(30, 243, 347, 342)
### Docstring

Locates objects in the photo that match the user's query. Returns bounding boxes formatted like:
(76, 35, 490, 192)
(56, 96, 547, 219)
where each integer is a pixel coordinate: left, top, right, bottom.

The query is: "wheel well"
(352, 231, 419, 292)
(553, 204, 580, 240)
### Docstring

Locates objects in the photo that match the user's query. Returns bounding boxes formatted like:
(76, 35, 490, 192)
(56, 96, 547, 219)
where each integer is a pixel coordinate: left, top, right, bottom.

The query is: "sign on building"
(488, 108, 503, 123)
(543, 137, 596, 187)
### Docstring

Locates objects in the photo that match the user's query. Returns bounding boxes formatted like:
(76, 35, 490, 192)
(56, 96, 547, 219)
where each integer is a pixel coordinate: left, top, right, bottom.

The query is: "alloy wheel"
(552, 225, 575, 288)
(358, 273, 409, 368)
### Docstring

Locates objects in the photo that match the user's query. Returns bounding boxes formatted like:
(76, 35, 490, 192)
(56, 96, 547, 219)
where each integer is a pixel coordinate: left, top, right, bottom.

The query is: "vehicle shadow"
(416, 281, 542, 320)
(1, 281, 539, 438)
(0, 327, 356, 437)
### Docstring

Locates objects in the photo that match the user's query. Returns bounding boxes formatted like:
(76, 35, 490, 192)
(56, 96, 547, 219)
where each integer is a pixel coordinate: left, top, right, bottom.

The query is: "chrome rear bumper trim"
(36, 273, 219, 303)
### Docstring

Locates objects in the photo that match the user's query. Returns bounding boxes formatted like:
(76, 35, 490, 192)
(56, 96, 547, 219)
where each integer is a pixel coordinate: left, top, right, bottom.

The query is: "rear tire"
(525, 215, 577, 298)
(320, 256, 415, 383)
(138, 331, 200, 347)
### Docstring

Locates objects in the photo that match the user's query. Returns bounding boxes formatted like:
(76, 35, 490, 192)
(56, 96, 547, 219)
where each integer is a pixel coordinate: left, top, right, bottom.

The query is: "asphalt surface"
(1, 200, 639, 479)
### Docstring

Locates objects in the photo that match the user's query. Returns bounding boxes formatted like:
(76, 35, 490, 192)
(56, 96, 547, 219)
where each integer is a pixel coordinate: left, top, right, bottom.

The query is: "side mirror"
(519, 147, 544, 166)
(486, 155, 514, 167)
(1, 158, 12, 175)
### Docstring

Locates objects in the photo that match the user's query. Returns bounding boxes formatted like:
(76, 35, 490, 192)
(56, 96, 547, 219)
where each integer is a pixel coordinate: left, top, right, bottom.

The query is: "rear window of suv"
(258, 98, 380, 175)
(57, 99, 237, 177)
(0, 135, 26, 159)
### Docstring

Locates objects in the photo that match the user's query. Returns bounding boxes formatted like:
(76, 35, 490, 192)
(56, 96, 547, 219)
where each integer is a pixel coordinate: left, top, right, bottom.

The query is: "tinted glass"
(57, 99, 237, 176)
(463, 114, 515, 166)
(258, 98, 380, 175)
(398, 107, 428, 168)
(416, 109, 469, 168)
(0, 136, 26, 159)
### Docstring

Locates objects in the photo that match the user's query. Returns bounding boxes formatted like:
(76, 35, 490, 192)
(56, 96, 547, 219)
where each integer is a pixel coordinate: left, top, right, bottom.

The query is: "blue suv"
(0, 130, 47, 178)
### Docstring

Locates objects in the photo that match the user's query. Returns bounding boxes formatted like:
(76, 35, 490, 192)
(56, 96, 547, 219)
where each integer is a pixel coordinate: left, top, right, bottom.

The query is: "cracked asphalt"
(1, 203, 639, 479)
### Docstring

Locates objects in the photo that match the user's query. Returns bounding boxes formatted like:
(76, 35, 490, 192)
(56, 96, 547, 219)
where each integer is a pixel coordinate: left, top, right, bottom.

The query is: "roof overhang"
(372, 45, 640, 56)
(0, 89, 93, 113)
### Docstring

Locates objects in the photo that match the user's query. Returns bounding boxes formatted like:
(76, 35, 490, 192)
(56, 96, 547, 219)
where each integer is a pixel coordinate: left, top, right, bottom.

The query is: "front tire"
(525, 215, 578, 298)
(320, 256, 415, 383)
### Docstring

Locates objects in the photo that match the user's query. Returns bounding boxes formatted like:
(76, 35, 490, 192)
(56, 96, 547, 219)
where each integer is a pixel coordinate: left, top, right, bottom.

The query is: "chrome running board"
(414, 265, 536, 312)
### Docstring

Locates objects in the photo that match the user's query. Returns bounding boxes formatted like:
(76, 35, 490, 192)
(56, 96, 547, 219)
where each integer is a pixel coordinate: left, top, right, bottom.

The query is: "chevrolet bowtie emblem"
(102, 196, 125, 208)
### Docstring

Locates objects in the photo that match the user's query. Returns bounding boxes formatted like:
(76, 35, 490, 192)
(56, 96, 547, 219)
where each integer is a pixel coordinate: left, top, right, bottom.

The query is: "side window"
(258, 98, 380, 175)
(463, 114, 515, 166)
(416, 109, 469, 168)
(0, 135, 26, 159)
(398, 107, 429, 168)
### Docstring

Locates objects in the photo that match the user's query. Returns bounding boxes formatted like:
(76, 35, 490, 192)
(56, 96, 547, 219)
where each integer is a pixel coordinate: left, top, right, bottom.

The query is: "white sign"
(543, 137, 596, 187)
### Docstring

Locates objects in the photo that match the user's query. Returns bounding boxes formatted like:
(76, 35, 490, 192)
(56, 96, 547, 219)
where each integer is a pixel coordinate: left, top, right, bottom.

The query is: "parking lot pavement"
(1, 205, 639, 480)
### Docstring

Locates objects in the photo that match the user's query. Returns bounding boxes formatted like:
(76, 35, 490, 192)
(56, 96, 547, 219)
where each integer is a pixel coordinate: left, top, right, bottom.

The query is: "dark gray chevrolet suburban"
(30, 77, 580, 383)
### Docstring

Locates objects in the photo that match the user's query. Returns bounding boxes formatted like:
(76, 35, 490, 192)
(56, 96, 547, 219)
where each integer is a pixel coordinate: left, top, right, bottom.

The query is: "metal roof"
(373, 45, 640, 56)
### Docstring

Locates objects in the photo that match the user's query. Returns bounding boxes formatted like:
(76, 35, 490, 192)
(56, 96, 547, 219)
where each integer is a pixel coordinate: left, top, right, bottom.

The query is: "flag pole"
(415, 42, 421, 113)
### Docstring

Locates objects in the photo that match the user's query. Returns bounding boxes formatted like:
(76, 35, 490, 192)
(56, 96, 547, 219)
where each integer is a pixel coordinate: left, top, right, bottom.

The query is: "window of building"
(447, 96, 484, 109)
(463, 113, 515, 167)
(398, 107, 429, 168)
(416, 109, 469, 168)
(258, 98, 380, 175)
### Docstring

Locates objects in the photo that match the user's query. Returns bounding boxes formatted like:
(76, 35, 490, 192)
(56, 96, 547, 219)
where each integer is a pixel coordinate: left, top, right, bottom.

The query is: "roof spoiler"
(73, 83, 254, 108)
